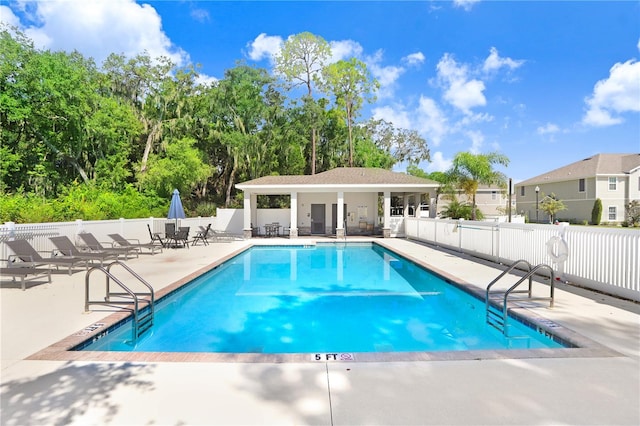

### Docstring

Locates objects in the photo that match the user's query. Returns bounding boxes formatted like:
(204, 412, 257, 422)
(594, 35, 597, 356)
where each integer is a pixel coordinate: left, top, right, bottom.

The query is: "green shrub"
(0, 184, 168, 223)
(591, 198, 602, 225)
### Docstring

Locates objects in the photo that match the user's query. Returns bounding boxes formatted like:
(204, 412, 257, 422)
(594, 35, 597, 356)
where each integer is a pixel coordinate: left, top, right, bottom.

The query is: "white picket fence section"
(405, 218, 640, 302)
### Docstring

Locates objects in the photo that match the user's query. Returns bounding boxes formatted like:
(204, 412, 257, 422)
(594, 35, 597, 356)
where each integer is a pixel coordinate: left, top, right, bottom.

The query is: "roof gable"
(518, 153, 640, 185)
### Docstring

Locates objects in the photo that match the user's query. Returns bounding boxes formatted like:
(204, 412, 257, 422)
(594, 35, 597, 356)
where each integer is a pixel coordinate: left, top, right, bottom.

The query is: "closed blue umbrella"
(168, 189, 185, 225)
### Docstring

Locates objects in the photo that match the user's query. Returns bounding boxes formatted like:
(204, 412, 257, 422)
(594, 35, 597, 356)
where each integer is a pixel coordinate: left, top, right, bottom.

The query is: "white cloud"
(436, 53, 486, 114)
(372, 105, 412, 130)
(453, 0, 481, 12)
(373, 97, 449, 148)
(0, 5, 21, 27)
(403, 52, 425, 67)
(483, 47, 524, 74)
(246, 33, 282, 62)
(329, 39, 363, 62)
(582, 59, 640, 127)
(5, 0, 188, 66)
(366, 50, 405, 99)
(466, 130, 484, 153)
(425, 151, 452, 173)
(190, 8, 210, 23)
(195, 74, 218, 88)
(416, 96, 449, 147)
(537, 123, 560, 135)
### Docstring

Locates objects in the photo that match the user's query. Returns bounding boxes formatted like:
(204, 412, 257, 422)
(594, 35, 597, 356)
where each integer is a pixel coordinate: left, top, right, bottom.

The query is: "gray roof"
(237, 167, 438, 187)
(518, 153, 640, 185)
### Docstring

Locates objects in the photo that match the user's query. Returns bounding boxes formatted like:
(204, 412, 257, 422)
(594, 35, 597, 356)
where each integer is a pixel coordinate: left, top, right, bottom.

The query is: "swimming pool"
(79, 243, 564, 353)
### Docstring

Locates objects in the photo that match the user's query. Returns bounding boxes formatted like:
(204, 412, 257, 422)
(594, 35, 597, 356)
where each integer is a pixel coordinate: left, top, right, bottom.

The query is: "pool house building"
(235, 167, 440, 239)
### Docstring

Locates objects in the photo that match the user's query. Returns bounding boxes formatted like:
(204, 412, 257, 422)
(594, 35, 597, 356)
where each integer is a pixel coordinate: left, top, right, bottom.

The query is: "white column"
(337, 191, 345, 238)
(243, 191, 252, 239)
(251, 193, 258, 227)
(290, 191, 298, 238)
(414, 193, 421, 217)
(383, 191, 391, 238)
(403, 194, 410, 218)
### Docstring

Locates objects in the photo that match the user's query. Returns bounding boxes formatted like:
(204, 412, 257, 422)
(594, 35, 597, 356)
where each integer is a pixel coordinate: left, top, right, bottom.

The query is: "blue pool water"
(80, 243, 564, 353)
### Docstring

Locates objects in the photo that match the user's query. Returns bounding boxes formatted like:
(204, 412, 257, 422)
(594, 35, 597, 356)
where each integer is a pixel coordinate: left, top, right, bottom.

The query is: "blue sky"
(2, 0, 639, 182)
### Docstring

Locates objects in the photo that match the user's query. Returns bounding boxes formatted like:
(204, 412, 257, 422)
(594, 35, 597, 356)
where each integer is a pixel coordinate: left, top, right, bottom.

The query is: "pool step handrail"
(485, 260, 555, 336)
(85, 260, 155, 340)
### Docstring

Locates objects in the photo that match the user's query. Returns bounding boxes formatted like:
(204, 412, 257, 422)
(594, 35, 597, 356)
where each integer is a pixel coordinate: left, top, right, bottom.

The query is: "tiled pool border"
(27, 241, 622, 363)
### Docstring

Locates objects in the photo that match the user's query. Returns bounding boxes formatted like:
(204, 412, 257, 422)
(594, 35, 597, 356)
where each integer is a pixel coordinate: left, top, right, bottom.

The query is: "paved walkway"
(1, 237, 638, 425)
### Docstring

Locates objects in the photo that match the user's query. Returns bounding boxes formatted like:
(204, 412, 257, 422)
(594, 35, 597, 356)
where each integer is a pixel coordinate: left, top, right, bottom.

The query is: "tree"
(591, 198, 602, 225)
(362, 119, 430, 166)
(446, 152, 509, 220)
(624, 200, 640, 227)
(208, 64, 278, 206)
(318, 58, 379, 167)
(275, 32, 331, 174)
(539, 193, 567, 223)
(439, 199, 484, 220)
(137, 137, 211, 199)
(101, 52, 175, 175)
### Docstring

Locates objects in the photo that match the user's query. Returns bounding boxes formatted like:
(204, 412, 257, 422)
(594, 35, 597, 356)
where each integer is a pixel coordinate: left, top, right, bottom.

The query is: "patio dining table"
(264, 224, 281, 237)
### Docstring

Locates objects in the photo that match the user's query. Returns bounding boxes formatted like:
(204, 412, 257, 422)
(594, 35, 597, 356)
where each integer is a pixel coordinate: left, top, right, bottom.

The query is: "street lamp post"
(535, 186, 540, 223)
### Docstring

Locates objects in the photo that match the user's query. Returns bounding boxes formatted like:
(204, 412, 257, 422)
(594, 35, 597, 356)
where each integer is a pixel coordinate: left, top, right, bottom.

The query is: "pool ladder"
(85, 260, 155, 340)
(485, 259, 555, 337)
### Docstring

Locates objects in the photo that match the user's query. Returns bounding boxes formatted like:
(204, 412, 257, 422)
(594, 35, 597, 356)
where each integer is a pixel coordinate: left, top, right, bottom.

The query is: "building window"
(491, 191, 497, 200)
(579, 178, 585, 192)
(608, 177, 617, 190)
(608, 206, 617, 221)
(520, 186, 525, 196)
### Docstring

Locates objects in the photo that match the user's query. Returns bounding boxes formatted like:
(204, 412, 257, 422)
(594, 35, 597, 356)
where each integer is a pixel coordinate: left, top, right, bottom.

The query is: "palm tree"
(446, 152, 510, 220)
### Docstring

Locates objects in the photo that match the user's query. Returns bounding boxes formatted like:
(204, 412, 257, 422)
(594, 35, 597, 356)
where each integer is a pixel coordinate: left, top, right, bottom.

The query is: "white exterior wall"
(435, 189, 513, 218)
(516, 174, 636, 224)
(628, 169, 640, 201)
(297, 192, 378, 233)
(597, 175, 627, 223)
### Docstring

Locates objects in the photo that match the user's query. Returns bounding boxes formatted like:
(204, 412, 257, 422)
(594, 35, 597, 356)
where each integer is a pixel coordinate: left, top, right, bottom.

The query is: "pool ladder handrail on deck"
(85, 260, 155, 340)
(485, 259, 555, 336)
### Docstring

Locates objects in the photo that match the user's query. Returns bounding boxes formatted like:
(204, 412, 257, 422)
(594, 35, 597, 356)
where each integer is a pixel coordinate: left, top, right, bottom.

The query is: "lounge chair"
(5, 239, 88, 275)
(0, 266, 51, 291)
(147, 224, 165, 248)
(167, 227, 189, 249)
(78, 232, 139, 259)
(192, 224, 211, 246)
(211, 228, 242, 242)
(108, 233, 163, 255)
(49, 236, 119, 266)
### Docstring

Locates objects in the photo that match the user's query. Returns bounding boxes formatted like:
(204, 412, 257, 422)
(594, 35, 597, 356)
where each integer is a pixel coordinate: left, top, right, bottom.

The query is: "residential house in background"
(434, 185, 515, 219)
(515, 153, 640, 224)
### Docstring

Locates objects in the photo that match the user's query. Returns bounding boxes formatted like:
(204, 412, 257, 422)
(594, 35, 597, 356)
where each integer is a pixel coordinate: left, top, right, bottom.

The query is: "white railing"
(405, 218, 640, 302)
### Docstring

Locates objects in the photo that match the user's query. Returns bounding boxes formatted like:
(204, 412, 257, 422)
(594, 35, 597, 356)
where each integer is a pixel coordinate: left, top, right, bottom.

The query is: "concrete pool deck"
(1, 237, 639, 425)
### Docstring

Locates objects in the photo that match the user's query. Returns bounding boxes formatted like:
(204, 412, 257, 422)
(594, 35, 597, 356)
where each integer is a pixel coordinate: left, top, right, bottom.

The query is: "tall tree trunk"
(346, 103, 353, 167)
(41, 137, 90, 184)
(472, 193, 477, 220)
(225, 154, 238, 207)
(139, 121, 161, 173)
(311, 127, 316, 174)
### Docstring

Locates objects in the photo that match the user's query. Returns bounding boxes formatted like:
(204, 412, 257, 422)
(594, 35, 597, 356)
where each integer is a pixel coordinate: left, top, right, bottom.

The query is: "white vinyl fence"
(405, 218, 640, 302)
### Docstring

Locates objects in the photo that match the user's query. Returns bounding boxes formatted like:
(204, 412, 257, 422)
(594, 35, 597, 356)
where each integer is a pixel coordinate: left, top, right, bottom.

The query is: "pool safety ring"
(546, 236, 569, 263)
